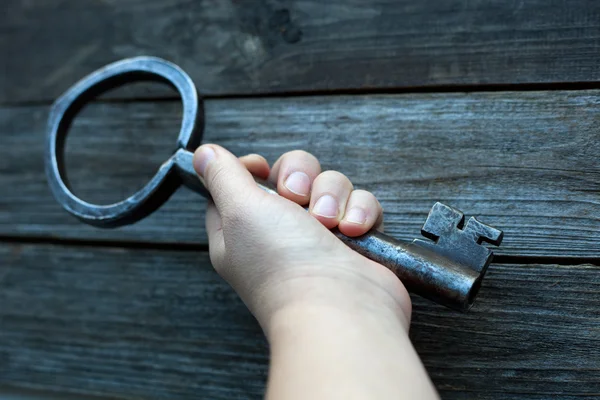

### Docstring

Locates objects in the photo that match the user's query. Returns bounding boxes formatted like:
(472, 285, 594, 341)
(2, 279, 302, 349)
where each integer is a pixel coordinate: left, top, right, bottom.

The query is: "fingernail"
(345, 207, 367, 224)
(193, 146, 216, 177)
(284, 171, 311, 196)
(313, 195, 338, 218)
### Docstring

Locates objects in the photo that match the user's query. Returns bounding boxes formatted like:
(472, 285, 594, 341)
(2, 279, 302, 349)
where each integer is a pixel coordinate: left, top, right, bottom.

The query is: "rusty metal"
(45, 56, 504, 312)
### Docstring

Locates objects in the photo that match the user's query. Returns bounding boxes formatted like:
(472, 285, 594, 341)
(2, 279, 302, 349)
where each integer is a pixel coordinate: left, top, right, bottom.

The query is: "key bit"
(414, 202, 504, 274)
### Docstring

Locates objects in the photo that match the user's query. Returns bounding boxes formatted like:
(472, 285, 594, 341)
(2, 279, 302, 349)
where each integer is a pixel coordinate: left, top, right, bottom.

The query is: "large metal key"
(45, 56, 504, 312)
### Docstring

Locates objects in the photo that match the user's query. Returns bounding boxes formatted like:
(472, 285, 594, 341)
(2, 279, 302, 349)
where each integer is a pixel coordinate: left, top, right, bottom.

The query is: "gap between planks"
(0, 386, 122, 400)
(0, 234, 598, 266)
(6, 80, 600, 109)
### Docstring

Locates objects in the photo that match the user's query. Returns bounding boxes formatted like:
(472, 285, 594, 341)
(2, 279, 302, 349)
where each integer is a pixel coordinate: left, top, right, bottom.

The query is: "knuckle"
(286, 149, 315, 160)
(353, 189, 373, 198)
(318, 170, 353, 187)
(353, 189, 379, 206)
(246, 153, 267, 164)
(283, 150, 320, 168)
(242, 153, 260, 159)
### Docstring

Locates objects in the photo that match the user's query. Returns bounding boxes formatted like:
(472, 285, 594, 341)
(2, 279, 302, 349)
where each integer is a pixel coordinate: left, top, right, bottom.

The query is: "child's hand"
(193, 145, 438, 400)
(193, 144, 411, 334)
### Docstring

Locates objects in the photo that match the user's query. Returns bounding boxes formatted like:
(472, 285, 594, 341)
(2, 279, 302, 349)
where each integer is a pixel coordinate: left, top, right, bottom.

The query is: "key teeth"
(415, 202, 504, 273)
(421, 202, 465, 242)
(464, 217, 504, 246)
(432, 202, 465, 227)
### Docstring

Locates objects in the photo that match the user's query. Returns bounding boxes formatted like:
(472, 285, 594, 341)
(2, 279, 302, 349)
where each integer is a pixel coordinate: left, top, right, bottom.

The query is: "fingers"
(239, 154, 270, 180)
(269, 150, 321, 205)
(338, 190, 384, 237)
(193, 144, 260, 215)
(195, 145, 384, 237)
(309, 172, 383, 235)
(309, 171, 354, 229)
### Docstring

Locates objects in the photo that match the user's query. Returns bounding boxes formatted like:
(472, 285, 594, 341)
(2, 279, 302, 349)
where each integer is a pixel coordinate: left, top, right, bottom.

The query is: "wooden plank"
(1, 90, 599, 257)
(1, 244, 599, 399)
(3, 0, 600, 104)
(0, 387, 117, 400)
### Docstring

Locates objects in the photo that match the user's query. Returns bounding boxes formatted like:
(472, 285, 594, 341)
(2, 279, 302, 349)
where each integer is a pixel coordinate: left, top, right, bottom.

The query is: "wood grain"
(1, 244, 599, 399)
(2, 0, 600, 104)
(0, 387, 117, 400)
(1, 90, 599, 257)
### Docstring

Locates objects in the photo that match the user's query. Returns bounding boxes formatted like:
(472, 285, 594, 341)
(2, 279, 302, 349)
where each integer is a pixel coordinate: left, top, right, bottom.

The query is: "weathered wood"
(3, 0, 600, 104)
(1, 91, 599, 257)
(1, 244, 599, 399)
(0, 387, 117, 400)
(0, 245, 268, 400)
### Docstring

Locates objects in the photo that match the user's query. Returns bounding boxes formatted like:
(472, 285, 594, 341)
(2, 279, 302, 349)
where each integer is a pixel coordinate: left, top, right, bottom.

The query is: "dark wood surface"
(2, 0, 600, 398)
(3, 0, 600, 104)
(1, 91, 599, 257)
(1, 244, 599, 400)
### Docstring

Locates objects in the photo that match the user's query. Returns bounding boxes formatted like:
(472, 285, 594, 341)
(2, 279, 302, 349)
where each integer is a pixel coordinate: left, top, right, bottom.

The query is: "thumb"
(193, 144, 259, 213)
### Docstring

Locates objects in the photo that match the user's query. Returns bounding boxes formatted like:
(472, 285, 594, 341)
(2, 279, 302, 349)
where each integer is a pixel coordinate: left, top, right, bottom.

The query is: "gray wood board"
(0, 387, 117, 400)
(1, 244, 599, 399)
(3, 0, 600, 104)
(1, 90, 599, 257)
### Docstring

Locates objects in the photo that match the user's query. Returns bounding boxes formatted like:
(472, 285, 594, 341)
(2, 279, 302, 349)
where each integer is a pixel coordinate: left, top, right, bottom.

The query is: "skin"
(193, 144, 439, 400)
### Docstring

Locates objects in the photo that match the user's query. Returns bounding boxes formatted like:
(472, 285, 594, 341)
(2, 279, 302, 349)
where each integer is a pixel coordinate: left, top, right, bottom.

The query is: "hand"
(193, 144, 412, 334)
(193, 145, 438, 400)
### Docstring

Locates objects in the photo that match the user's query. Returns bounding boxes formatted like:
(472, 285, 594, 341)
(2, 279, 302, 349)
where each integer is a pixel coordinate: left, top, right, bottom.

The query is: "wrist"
(266, 300, 409, 343)
(257, 266, 412, 340)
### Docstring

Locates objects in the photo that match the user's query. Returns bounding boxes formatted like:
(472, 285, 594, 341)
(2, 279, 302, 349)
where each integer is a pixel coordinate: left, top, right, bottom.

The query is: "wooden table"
(1, 1, 599, 399)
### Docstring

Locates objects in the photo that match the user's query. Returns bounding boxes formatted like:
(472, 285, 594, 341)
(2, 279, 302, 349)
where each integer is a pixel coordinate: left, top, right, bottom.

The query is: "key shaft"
(337, 230, 483, 311)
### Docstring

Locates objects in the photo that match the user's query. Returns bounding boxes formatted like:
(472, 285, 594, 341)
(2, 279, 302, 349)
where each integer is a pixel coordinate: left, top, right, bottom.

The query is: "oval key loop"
(45, 56, 206, 227)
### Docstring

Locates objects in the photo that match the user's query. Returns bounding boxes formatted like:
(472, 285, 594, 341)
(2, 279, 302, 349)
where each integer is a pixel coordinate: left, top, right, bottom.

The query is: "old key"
(45, 57, 504, 311)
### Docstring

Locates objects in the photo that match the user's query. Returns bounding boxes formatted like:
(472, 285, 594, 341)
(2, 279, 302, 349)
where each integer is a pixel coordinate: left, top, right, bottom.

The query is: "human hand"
(193, 144, 412, 335)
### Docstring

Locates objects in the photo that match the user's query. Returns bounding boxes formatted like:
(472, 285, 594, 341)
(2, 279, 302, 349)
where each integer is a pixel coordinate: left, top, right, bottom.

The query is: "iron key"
(45, 56, 504, 312)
